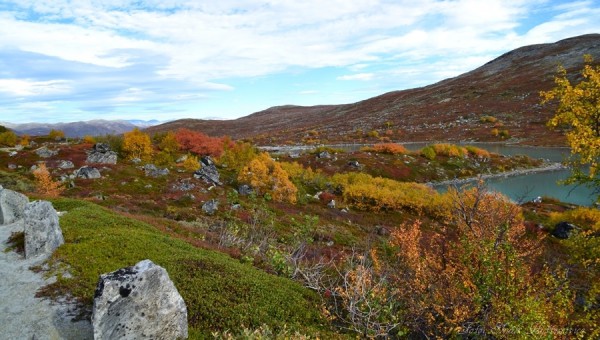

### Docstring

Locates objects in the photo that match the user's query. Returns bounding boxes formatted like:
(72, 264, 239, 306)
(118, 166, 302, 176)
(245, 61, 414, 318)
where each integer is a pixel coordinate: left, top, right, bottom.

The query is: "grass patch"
(5, 231, 25, 255)
(45, 198, 332, 337)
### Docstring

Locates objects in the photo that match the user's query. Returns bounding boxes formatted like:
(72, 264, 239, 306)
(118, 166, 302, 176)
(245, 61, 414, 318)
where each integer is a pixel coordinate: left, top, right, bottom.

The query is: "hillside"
(4, 120, 163, 138)
(147, 34, 600, 146)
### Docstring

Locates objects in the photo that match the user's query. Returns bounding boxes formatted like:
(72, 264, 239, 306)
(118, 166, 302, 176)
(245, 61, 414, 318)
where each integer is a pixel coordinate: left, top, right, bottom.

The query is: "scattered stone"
(341, 208, 348, 213)
(8, 151, 17, 157)
(375, 225, 391, 236)
(144, 164, 169, 177)
(532, 196, 542, 204)
(231, 203, 241, 210)
(92, 259, 188, 340)
(318, 151, 331, 159)
(76, 166, 102, 179)
(194, 156, 222, 185)
(172, 180, 196, 192)
(348, 160, 361, 168)
(57, 160, 75, 169)
(238, 184, 254, 196)
(0, 186, 29, 225)
(288, 152, 300, 159)
(327, 200, 336, 209)
(144, 184, 153, 189)
(86, 143, 118, 164)
(552, 221, 577, 239)
(24, 200, 64, 259)
(202, 199, 219, 215)
(130, 158, 142, 164)
(30, 165, 39, 172)
(175, 155, 188, 163)
(35, 146, 58, 158)
(8, 164, 17, 170)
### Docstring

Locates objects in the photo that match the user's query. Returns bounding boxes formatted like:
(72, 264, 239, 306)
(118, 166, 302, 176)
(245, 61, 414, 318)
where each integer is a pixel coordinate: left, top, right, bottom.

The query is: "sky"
(0, 0, 599, 124)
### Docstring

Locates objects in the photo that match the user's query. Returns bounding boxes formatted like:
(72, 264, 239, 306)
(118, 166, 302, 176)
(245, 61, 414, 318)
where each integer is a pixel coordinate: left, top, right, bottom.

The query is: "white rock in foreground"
(0, 186, 29, 225)
(24, 200, 64, 259)
(92, 259, 188, 340)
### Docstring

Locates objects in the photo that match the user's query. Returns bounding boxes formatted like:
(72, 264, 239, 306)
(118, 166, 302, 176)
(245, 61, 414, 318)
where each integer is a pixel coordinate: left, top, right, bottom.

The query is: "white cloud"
(337, 73, 375, 81)
(0, 78, 72, 96)
(0, 0, 599, 123)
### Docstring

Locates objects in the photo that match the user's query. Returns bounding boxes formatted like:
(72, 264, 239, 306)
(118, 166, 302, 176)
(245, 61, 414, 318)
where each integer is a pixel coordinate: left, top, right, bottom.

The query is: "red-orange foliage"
(174, 128, 233, 157)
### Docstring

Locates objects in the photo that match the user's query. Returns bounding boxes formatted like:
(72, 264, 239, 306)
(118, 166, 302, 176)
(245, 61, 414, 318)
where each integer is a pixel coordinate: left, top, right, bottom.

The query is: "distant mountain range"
(1, 119, 163, 138)
(147, 34, 600, 146)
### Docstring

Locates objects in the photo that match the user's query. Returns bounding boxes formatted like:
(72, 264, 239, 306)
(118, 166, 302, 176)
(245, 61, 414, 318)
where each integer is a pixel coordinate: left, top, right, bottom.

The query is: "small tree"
(32, 163, 64, 197)
(542, 55, 600, 196)
(122, 128, 153, 161)
(48, 129, 65, 140)
(0, 131, 17, 146)
(238, 152, 297, 203)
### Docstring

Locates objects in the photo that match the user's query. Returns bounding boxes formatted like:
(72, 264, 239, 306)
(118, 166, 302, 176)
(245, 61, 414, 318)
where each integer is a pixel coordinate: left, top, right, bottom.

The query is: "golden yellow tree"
(238, 152, 297, 203)
(542, 55, 600, 192)
(32, 163, 65, 197)
(48, 129, 65, 140)
(122, 128, 154, 161)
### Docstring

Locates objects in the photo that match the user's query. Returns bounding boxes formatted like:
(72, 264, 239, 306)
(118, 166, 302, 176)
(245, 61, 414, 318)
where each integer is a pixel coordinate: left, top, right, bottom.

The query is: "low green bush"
(46, 198, 330, 338)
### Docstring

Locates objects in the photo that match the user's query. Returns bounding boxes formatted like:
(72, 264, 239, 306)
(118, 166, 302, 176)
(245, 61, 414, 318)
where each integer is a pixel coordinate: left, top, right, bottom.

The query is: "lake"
(264, 143, 597, 206)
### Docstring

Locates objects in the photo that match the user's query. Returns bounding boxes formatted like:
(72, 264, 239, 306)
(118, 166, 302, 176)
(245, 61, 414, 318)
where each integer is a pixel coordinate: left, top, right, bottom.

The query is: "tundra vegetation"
(0, 123, 598, 338)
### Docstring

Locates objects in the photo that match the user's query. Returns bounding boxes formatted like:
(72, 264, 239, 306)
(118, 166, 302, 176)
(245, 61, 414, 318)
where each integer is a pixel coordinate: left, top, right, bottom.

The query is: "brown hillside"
(147, 34, 600, 146)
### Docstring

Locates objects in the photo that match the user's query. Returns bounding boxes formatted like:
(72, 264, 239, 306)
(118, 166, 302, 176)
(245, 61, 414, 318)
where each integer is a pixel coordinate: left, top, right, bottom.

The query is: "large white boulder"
(92, 259, 188, 340)
(0, 186, 29, 225)
(24, 200, 64, 259)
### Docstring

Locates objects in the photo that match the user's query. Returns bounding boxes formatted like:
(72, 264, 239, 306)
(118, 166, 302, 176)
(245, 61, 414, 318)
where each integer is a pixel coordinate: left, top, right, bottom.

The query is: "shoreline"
(429, 162, 568, 187)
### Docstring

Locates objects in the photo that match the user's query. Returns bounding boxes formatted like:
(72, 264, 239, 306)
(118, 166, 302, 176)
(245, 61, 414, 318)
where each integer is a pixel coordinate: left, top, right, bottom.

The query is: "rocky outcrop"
(24, 200, 64, 259)
(144, 164, 170, 177)
(202, 199, 219, 215)
(76, 166, 102, 179)
(552, 222, 577, 239)
(0, 186, 29, 225)
(35, 146, 58, 158)
(86, 143, 118, 165)
(193, 156, 222, 185)
(92, 259, 188, 340)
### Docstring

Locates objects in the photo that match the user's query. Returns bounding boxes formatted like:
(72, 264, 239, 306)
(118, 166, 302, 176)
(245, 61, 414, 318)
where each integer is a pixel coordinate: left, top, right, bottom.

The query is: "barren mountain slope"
(147, 34, 600, 146)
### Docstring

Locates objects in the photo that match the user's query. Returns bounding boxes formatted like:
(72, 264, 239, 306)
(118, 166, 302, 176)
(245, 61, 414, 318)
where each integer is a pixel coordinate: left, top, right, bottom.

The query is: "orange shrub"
(33, 163, 64, 197)
(365, 143, 408, 155)
(175, 128, 232, 157)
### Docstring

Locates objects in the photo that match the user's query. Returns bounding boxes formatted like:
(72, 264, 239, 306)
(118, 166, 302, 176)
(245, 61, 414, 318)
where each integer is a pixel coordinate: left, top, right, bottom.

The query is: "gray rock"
(92, 259, 188, 340)
(175, 155, 188, 163)
(202, 199, 219, 215)
(57, 160, 75, 169)
(327, 199, 336, 209)
(24, 200, 64, 259)
(144, 164, 169, 177)
(0, 187, 29, 225)
(93, 143, 111, 153)
(238, 184, 254, 196)
(8, 151, 17, 157)
(552, 221, 577, 239)
(76, 166, 102, 179)
(172, 180, 195, 192)
(35, 146, 58, 158)
(318, 151, 331, 159)
(86, 143, 118, 164)
(130, 158, 142, 164)
(8, 164, 17, 170)
(193, 156, 221, 185)
(348, 160, 361, 168)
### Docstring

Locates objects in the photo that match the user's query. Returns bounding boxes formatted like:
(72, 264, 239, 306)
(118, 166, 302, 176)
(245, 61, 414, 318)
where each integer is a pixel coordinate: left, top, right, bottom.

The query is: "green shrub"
(420, 146, 437, 160)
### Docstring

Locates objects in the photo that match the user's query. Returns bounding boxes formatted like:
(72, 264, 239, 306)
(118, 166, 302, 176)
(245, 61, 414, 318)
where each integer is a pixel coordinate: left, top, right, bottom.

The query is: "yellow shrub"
(549, 207, 600, 232)
(182, 154, 200, 172)
(238, 153, 297, 203)
(332, 172, 450, 216)
(364, 143, 408, 155)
